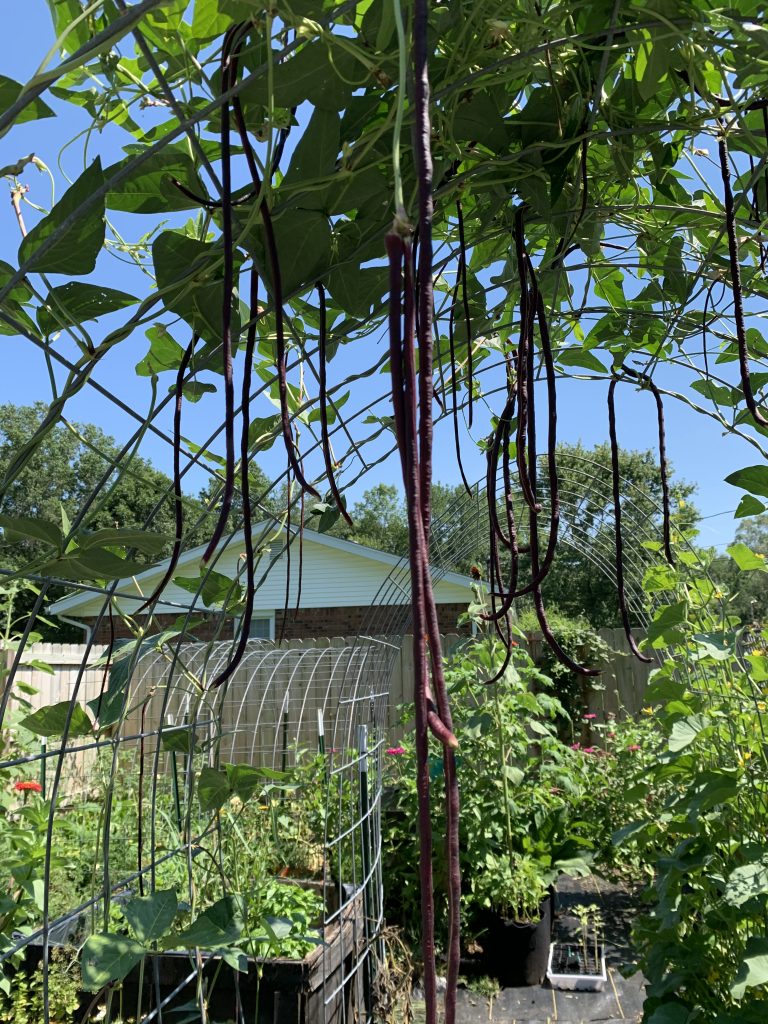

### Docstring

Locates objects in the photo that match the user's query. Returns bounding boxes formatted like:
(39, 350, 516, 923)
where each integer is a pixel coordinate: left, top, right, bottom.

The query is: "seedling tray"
(546, 941, 607, 991)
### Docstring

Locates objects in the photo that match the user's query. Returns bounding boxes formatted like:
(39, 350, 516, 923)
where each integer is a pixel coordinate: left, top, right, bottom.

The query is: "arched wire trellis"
(0, 451, 695, 1024)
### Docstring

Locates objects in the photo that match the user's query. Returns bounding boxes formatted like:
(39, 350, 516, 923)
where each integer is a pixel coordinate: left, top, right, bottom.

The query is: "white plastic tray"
(546, 942, 607, 991)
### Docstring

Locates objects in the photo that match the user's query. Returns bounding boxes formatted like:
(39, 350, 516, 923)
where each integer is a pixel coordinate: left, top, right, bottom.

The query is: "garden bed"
(14, 887, 366, 1024)
(120, 888, 365, 1024)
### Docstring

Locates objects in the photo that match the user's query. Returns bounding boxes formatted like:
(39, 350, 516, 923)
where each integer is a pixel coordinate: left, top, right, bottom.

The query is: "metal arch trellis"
(360, 450, 702, 641)
(1, 3, 768, 1024)
(0, 444, 686, 1024)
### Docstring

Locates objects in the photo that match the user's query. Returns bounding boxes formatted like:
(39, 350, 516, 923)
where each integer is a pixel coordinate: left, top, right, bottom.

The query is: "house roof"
(47, 523, 474, 618)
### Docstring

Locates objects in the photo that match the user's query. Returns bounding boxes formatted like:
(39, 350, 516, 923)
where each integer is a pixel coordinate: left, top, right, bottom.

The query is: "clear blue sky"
(0, 2, 760, 552)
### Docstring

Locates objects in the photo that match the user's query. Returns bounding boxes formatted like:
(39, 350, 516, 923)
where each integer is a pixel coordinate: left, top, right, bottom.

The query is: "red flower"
(14, 780, 42, 793)
(385, 746, 406, 756)
(626, 744, 641, 752)
(510, 641, 519, 648)
(470, 565, 482, 580)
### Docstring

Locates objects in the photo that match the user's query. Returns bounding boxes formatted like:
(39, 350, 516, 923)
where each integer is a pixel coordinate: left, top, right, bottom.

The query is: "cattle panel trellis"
(1, 632, 399, 1024)
(8, 637, 406, 784)
(10, 627, 654, 782)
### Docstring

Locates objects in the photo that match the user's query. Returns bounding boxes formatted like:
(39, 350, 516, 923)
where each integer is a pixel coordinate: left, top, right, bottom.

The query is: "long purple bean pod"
(717, 131, 768, 427)
(608, 379, 653, 663)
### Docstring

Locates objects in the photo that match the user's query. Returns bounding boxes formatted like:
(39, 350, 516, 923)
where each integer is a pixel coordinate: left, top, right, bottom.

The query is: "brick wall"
(85, 602, 468, 644)
(88, 614, 220, 644)
(275, 602, 467, 639)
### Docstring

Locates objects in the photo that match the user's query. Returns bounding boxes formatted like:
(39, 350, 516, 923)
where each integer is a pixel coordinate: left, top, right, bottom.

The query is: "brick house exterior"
(86, 603, 469, 644)
(50, 526, 473, 643)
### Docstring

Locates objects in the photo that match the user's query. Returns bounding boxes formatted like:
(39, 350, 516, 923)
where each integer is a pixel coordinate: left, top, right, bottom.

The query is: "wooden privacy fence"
(387, 628, 655, 739)
(6, 631, 652, 786)
(525, 628, 657, 719)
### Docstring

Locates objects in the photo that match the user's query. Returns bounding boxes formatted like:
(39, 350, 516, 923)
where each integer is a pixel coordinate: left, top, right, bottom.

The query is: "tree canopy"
(0, 403, 280, 636)
(0, 403, 191, 549)
(711, 513, 768, 627)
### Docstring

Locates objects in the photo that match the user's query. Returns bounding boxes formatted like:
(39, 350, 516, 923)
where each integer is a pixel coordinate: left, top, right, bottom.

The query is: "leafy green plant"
(79, 751, 334, 993)
(517, 608, 611, 732)
(571, 902, 603, 972)
(562, 707, 666, 878)
(244, 878, 323, 960)
(81, 877, 323, 993)
(462, 973, 500, 1000)
(607, 533, 768, 1022)
(0, 580, 62, 991)
(471, 853, 549, 923)
(0, 787, 51, 987)
(383, 633, 592, 942)
(0, 946, 81, 1024)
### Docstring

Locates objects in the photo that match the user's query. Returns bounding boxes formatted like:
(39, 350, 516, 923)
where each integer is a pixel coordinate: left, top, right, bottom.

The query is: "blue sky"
(0, 1, 760, 552)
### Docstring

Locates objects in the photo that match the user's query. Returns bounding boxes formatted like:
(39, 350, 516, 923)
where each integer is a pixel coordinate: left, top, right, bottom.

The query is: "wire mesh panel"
(0, 639, 395, 1022)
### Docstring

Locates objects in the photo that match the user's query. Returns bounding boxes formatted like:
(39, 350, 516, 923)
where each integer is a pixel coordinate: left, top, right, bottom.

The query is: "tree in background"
(535, 442, 698, 627)
(0, 402, 198, 543)
(711, 515, 768, 628)
(0, 404, 223, 638)
(332, 483, 410, 554)
(196, 462, 281, 534)
(333, 442, 697, 630)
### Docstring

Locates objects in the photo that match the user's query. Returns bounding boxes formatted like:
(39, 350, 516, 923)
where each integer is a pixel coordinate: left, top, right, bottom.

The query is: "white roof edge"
(47, 523, 473, 617)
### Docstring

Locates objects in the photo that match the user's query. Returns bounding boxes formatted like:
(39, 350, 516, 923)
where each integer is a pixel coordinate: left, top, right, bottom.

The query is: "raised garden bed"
(15, 887, 366, 1024)
(121, 890, 365, 1024)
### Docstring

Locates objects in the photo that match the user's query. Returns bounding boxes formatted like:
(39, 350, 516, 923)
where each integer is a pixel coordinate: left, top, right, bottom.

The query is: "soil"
(549, 942, 603, 977)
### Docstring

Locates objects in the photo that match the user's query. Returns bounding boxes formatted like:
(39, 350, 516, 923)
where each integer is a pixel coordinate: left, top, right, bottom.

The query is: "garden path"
(412, 875, 645, 1023)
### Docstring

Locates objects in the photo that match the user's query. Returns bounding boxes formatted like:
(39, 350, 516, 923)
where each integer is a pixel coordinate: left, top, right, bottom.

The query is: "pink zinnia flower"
(583, 713, 597, 720)
(583, 747, 598, 754)
(385, 746, 406, 756)
(14, 780, 42, 793)
(570, 742, 581, 750)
